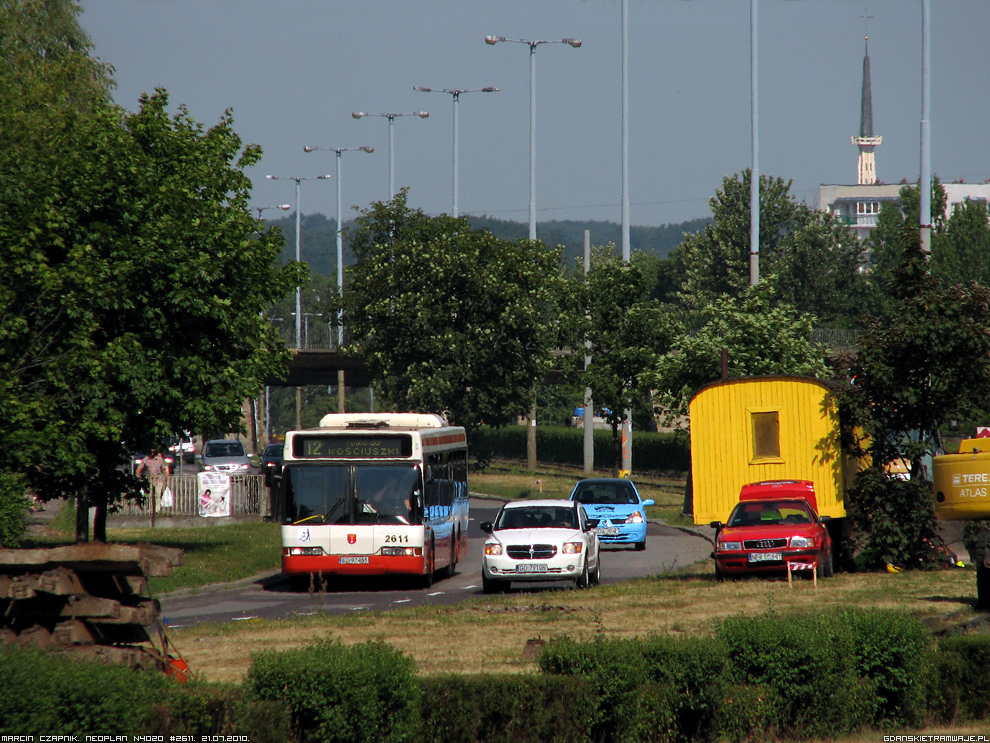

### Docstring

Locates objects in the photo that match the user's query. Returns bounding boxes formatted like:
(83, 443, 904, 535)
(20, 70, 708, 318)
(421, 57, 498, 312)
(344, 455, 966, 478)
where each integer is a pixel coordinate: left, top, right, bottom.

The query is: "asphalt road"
(159, 498, 715, 629)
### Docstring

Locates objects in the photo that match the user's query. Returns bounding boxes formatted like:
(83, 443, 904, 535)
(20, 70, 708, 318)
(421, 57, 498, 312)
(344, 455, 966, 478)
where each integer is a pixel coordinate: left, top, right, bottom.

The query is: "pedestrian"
(137, 448, 170, 504)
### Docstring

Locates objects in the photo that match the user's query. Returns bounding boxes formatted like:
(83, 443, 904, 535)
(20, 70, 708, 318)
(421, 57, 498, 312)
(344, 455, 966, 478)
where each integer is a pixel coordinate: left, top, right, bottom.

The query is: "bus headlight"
(286, 546, 324, 556)
(381, 547, 419, 556)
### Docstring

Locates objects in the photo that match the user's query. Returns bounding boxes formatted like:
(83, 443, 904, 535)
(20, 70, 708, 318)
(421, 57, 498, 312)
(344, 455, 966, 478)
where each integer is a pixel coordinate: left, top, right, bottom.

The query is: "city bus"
(275, 413, 469, 589)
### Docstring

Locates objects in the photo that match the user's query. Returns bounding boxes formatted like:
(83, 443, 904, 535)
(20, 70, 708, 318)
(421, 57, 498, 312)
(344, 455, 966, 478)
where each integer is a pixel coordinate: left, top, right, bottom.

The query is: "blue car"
(569, 478, 654, 551)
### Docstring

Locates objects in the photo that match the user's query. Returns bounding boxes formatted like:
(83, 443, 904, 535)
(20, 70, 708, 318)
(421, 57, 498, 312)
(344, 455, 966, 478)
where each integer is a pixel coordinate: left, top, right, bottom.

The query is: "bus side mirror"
(424, 466, 434, 483)
(411, 489, 422, 509)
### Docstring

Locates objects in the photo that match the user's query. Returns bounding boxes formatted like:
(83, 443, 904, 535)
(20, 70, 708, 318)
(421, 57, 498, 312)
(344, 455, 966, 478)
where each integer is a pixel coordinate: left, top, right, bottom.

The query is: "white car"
(480, 499, 601, 594)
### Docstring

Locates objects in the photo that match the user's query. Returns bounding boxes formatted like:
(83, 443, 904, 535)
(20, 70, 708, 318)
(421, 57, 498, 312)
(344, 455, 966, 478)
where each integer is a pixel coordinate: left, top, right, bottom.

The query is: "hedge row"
(472, 425, 690, 473)
(0, 646, 288, 739)
(5, 614, 990, 742)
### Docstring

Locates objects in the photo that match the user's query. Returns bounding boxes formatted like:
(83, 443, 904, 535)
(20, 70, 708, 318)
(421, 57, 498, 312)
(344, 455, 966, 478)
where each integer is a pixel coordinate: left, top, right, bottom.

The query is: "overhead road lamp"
(485, 35, 581, 242)
(351, 111, 429, 198)
(413, 86, 499, 217)
(264, 174, 332, 349)
(254, 203, 291, 220)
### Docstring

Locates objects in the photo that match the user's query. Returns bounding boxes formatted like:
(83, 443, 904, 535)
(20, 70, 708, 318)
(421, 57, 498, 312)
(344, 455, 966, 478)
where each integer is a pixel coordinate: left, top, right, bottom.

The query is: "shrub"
(249, 639, 418, 743)
(843, 609, 934, 727)
(712, 684, 781, 743)
(472, 425, 689, 473)
(936, 634, 990, 722)
(0, 646, 287, 739)
(417, 674, 595, 743)
(639, 635, 732, 742)
(717, 612, 871, 739)
(538, 636, 651, 743)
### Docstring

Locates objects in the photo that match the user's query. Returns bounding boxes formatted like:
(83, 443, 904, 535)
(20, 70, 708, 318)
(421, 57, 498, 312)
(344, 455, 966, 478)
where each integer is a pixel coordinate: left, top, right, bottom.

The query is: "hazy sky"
(79, 0, 989, 230)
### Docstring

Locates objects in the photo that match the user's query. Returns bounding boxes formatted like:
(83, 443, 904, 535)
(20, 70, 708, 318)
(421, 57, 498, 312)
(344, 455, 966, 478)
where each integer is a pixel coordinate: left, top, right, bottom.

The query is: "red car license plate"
(748, 552, 782, 563)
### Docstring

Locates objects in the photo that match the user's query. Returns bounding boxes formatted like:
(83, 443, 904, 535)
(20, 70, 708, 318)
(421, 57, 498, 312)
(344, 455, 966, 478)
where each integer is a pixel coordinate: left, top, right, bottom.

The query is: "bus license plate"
(340, 556, 370, 565)
(516, 563, 548, 573)
(748, 552, 782, 563)
(596, 527, 620, 536)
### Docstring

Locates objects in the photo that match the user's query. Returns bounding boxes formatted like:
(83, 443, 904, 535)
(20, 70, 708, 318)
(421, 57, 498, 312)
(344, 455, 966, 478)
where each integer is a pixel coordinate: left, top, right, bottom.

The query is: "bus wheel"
(421, 541, 435, 589)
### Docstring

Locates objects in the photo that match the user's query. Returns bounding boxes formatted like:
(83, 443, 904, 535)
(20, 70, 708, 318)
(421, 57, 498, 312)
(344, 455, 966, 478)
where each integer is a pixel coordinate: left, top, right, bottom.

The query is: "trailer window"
(751, 411, 780, 460)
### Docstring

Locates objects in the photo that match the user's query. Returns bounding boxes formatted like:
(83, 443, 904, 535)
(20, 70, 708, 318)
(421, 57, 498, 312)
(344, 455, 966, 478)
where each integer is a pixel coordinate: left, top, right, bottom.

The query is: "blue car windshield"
(572, 483, 638, 505)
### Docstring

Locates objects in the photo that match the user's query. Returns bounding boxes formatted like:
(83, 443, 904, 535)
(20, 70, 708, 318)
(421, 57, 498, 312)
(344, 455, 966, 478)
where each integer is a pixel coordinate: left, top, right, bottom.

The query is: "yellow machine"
(933, 438, 990, 607)
(933, 439, 990, 521)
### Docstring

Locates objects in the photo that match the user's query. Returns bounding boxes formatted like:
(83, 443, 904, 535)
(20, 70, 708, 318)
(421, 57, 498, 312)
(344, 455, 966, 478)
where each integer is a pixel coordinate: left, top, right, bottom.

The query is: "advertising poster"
(197, 471, 231, 517)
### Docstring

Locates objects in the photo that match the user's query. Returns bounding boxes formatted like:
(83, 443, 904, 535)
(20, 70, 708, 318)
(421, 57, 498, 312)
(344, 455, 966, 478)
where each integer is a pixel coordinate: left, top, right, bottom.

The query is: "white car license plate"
(748, 552, 782, 563)
(516, 563, 548, 574)
(596, 527, 620, 536)
(340, 556, 370, 565)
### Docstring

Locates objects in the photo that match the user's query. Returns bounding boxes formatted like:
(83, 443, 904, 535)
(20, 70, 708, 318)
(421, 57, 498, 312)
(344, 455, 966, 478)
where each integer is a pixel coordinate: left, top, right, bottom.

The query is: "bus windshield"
(281, 464, 419, 526)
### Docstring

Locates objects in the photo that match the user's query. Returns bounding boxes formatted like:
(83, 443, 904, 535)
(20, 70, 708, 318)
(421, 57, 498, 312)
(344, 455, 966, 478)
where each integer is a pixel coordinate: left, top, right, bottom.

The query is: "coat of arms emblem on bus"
(347, 534, 357, 545)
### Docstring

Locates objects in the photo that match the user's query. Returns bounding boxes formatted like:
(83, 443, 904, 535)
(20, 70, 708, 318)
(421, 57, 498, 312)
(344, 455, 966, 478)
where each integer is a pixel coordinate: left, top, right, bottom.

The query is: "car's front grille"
(743, 538, 788, 550)
(506, 544, 558, 560)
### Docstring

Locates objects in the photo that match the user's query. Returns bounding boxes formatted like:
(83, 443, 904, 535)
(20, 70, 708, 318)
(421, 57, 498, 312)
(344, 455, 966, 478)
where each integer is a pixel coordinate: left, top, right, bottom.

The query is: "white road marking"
(232, 616, 257, 621)
(394, 599, 412, 603)
(428, 591, 444, 596)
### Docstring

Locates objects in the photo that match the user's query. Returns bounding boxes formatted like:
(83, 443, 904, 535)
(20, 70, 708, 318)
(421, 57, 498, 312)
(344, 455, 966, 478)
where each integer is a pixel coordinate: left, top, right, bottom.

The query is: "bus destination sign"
(293, 434, 412, 459)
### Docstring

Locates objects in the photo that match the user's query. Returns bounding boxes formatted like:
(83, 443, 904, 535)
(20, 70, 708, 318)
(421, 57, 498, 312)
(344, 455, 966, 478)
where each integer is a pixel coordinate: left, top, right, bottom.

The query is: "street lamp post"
(413, 86, 499, 217)
(303, 145, 374, 349)
(254, 203, 291, 220)
(485, 35, 581, 241)
(351, 111, 429, 198)
(265, 174, 332, 349)
(304, 145, 374, 415)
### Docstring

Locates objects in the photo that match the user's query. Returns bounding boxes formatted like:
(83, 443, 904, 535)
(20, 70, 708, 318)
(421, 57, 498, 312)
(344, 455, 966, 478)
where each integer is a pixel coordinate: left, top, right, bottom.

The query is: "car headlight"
(203, 464, 214, 471)
(717, 541, 742, 552)
(790, 536, 813, 548)
(562, 542, 583, 554)
(485, 544, 502, 556)
(628, 511, 645, 524)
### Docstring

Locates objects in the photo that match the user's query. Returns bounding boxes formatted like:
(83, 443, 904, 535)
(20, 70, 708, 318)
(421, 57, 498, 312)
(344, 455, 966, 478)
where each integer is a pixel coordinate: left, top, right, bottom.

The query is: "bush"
(843, 609, 934, 727)
(472, 426, 689, 473)
(717, 612, 873, 739)
(539, 636, 651, 743)
(417, 674, 595, 743)
(249, 639, 418, 743)
(0, 646, 283, 738)
(936, 634, 990, 722)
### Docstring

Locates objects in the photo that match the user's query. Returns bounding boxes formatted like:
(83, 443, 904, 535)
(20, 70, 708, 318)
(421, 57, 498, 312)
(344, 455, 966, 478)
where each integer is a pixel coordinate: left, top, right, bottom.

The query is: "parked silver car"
(199, 439, 252, 473)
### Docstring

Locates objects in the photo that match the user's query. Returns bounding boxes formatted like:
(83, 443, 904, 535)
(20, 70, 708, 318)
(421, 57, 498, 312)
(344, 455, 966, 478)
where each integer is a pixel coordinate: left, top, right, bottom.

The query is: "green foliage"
(0, 645, 287, 738)
(651, 281, 829, 424)
(845, 468, 941, 570)
(935, 634, 990, 722)
(250, 639, 419, 743)
(471, 425, 689, 473)
(417, 674, 596, 743)
(672, 170, 864, 325)
(840, 222, 990, 567)
(931, 197, 990, 287)
(0, 82, 301, 537)
(716, 612, 874, 739)
(0, 471, 27, 547)
(561, 247, 677, 472)
(341, 190, 564, 432)
(843, 609, 933, 726)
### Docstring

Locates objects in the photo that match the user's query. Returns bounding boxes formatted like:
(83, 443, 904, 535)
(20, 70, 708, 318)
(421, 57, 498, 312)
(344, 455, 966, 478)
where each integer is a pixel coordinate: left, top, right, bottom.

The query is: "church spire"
(851, 14, 882, 185)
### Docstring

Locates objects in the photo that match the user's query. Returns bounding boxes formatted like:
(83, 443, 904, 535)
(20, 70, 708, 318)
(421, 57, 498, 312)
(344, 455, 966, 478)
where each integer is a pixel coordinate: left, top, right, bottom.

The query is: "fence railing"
(116, 474, 271, 518)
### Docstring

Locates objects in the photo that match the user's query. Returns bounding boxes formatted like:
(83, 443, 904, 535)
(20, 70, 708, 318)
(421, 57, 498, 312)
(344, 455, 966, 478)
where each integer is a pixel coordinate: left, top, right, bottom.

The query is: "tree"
(0, 91, 302, 541)
(651, 281, 830, 425)
(675, 170, 865, 325)
(931, 197, 990, 287)
(562, 247, 676, 474)
(338, 190, 564, 432)
(838, 225, 990, 569)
